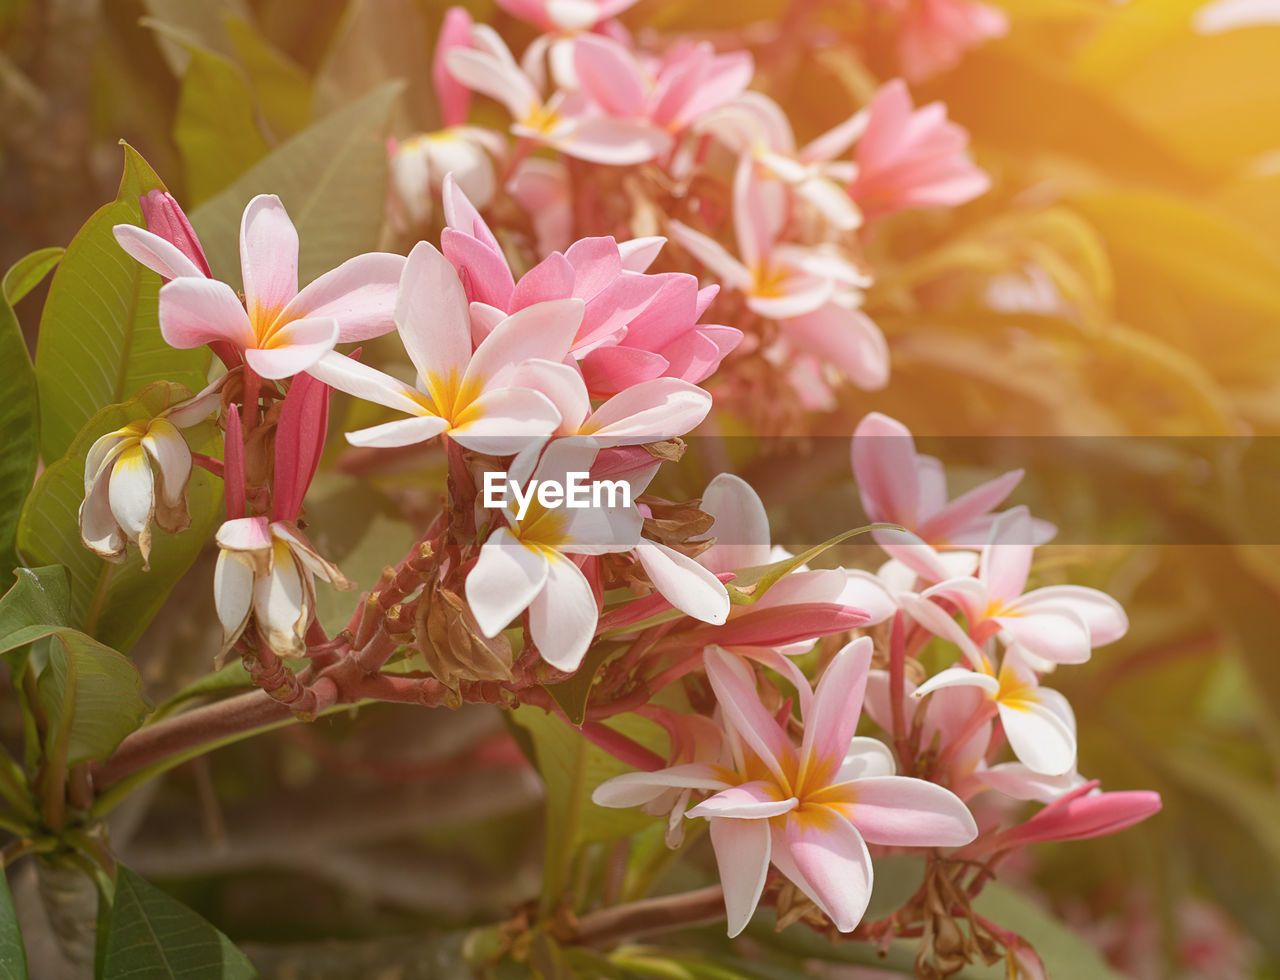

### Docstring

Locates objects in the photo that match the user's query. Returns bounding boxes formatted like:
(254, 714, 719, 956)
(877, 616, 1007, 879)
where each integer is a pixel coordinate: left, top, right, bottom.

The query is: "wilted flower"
(213, 516, 352, 661)
(78, 381, 222, 569)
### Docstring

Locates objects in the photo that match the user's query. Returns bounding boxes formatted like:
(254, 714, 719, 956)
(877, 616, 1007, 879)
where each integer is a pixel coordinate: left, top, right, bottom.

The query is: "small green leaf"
(150, 660, 254, 721)
(34, 630, 151, 769)
(100, 866, 257, 979)
(545, 643, 626, 727)
(17, 382, 223, 653)
(189, 81, 403, 290)
(731, 523, 898, 600)
(3, 246, 63, 305)
(0, 865, 28, 980)
(0, 252, 46, 578)
(33, 143, 210, 463)
(171, 38, 271, 204)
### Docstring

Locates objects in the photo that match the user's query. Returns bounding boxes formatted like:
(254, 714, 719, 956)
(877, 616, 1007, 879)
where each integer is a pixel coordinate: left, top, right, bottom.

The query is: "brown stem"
(92, 690, 293, 792)
(569, 885, 726, 947)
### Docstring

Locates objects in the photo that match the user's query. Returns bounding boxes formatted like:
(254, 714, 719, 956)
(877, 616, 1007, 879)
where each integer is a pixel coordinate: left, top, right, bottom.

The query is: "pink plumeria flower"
(594, 640, 977, 936)
(133, 194, 405, 379)
(699, 91, 864, 231)
(440, 176, 741, 396)
(309, 241, 576, 453)
(574, 34, 753, 145)
(671, 158, 888, 390)
(79, 380, 223, 569)
(904, 613, 1079, 776)
(846, 79, 991, 219)
(444, 24, 669, 165)
(465, 439, 644, 671)
(914, 507, 1127, 667)
(864, 669, 993, 780)
(986, 779, 1162, 849)
(871, 0, 1008, 82)
(853, 411, 1055, 550)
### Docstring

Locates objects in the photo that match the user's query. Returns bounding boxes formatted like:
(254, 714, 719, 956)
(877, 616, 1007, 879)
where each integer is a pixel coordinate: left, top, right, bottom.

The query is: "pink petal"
(704, 646, 794, 783)
(698, 472, 772, 574)
(581, 378, 711, 445)
(396, 241, 472, 384)
(441, 227, 515, 309)
(528, 550, 599, 671)
(113, 225, 207, 281)
(465, 298, 585, 386)
(449, 386, 563, 455)
(283, 251, 406, 343)
(994, 607, 1092, 666)
(558, 116, 672, 166)
(689, 780, 797, 819)
(239, 194, 299, 323)
(980, 507, 1034, 601)
(667, 220, 751, 291)
(433, 6, 474, 128)
(919, 469, 1023, 546)
(634, 542, 730, 625)
(998, 699, 1076, 776)
(709, 815, 772, 939)
(852, 412, 919, 527)
(466, 527, 548, 637)
(306, 351, 430, 416)
(243, 317, 339, 380)
(591, 762, 731, 808)
(581, 346, 670, 394)
(783, 303, 888, 390)
(158, 277, 255, 350)
(800, 638, 872, 779)
(346, 415, 450, 448)
(272, 371, 330, 523)
(773, 807, 872, 933)
(1012, 585, 1128, 647)
(511, 251, 575, 311)
(574, 34, 647, 117)
(839, 775, 977, 846)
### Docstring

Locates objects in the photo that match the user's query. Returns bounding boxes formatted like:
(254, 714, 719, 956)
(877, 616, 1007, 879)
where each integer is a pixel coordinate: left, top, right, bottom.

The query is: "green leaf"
(3, 246, 63, 305)
(171, 38, 271, 204)
(99, 866, 257, 979)
(17, 382, 223, 653)
(0, 565, 71, 657)
(545, 643, 625, 727)
(190, 81, 402, 291)
(34, 630, 151, 769)
(149, 660, 254, 721)
(224, 17, 312, 140)
(0, 864, 28, 980)
(33, 143, 210, 463)
(0, 252, 47, 578)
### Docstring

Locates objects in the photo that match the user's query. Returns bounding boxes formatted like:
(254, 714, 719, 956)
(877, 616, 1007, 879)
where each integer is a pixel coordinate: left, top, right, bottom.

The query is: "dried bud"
(638, 495, 716, 550)
(415, 588, 514, 691)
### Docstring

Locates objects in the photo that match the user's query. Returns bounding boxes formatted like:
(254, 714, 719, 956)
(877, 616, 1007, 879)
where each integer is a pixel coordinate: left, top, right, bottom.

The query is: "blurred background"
(2, 0, 1279, 976)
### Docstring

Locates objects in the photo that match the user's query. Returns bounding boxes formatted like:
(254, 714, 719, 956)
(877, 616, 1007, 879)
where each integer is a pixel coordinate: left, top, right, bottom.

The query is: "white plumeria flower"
(213, 517, 353, 663)
(465, 439, 642, 672)
(388, 128, 503, 230)
(78, 381, 223, 569)
(308, 241, 577, 454)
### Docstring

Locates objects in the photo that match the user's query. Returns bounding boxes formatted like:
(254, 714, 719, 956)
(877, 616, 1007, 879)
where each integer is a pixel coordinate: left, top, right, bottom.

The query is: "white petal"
(465, 527, 549, 638)
(528, 552, 598, 672)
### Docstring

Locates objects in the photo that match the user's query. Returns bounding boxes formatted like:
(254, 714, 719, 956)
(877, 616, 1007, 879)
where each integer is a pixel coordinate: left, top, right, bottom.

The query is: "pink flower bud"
(139, 190, 212, 279)
(999, 781, 1162, 848)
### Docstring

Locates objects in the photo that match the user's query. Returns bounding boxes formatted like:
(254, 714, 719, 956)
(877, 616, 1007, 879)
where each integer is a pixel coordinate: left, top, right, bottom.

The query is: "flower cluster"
(83, 1, 1160, 971)
(385, 2, 993, 410)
